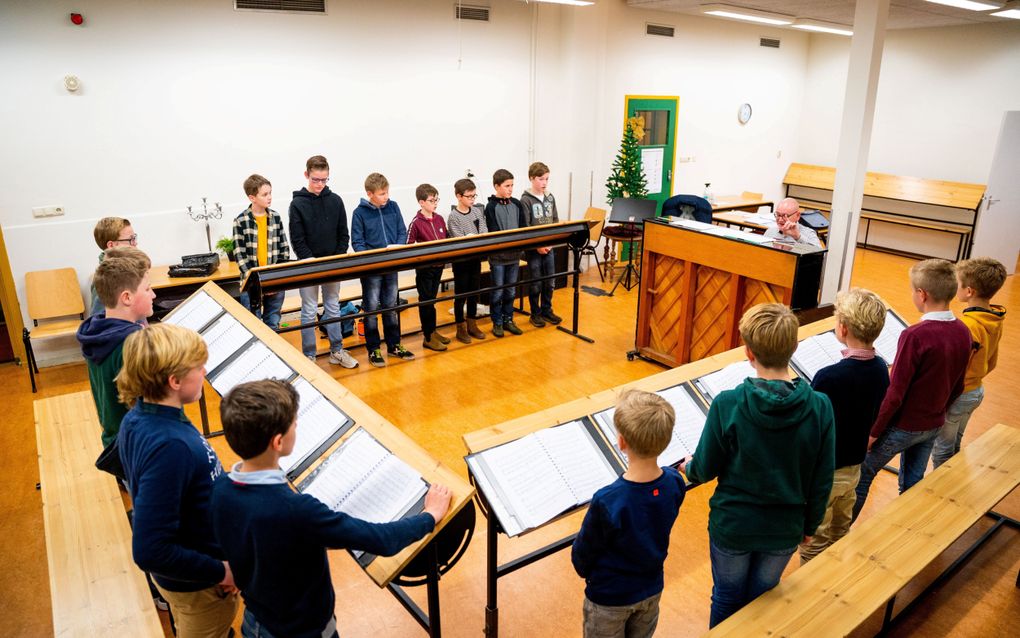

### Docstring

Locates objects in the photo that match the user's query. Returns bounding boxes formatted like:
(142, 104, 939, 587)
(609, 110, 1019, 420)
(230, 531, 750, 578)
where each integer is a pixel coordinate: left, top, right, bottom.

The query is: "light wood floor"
(3, 249, 1018, 637)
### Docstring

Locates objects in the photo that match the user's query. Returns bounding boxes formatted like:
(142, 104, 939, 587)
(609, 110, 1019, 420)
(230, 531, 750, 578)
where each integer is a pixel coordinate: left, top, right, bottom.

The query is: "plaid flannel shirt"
(232, 207, 291, 278)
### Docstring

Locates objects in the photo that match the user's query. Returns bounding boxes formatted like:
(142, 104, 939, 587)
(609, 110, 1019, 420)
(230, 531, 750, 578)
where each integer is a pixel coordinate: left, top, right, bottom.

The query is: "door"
(624, 96, 679, 214)
(972, 111, 1020, 274)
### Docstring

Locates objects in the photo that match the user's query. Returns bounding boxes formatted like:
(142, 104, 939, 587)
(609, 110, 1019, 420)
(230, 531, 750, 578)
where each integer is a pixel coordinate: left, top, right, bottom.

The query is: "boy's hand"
(538, 246, 551, 255)
(424, 484, 452, 524)
(219, 561, 239, 595)
(803, 535, 813, 544)
(867, 435, 878, 450)
(679, 455, 694, 475)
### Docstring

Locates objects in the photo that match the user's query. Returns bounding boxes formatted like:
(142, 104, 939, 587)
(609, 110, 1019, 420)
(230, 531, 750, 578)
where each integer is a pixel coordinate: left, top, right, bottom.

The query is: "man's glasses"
(309, 177, 329, 185)
(114, 234, 138, 245)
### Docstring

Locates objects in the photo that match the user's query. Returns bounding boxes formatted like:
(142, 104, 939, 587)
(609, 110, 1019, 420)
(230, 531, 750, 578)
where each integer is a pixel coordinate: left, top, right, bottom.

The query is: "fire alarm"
(70, 13, 84, 26)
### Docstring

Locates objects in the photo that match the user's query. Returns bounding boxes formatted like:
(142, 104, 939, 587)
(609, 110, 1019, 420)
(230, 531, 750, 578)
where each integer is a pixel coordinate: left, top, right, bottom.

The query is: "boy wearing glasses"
(289, 155, 358, 369)
(89, 217, 138, 316)
(447, 178, 489, 343)
(764, 197, 821, 247)
(406, 183, 451, 352)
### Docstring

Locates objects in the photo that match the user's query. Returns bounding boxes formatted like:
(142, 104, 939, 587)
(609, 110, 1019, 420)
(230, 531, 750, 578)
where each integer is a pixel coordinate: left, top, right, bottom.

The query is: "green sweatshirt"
(85, 342, 128, 447)
(687, 377, 835, 551)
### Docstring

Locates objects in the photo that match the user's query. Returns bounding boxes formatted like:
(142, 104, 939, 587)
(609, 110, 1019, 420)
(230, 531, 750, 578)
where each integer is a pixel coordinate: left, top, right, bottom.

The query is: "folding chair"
(23, 268, 85, 392)
(579, 206, 607, 281)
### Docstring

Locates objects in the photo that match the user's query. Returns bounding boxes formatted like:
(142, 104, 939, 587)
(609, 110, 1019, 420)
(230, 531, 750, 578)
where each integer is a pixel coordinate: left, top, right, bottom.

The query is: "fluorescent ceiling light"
(791, 18, 853, 36)
(991, 0, 1020, 17)
(924, 0, 1004, 10)
(523, 0, 595, 6)
(700, 3, 793, 25)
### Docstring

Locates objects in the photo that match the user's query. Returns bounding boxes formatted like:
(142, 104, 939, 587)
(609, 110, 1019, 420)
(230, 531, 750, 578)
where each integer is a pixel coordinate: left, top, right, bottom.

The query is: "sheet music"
(594, 385, 707, 468)
(209, 341, 293, 396)
(163, 291, 221, 331)
(279, 378, 352, 475)
(201, 314, 253, 372)
(670, 218, 771, 244)
(874, 310, 907, 365)
(695, 360, 756, 402)
(535, 421, 618, 503)
(791, 331, 844, 381)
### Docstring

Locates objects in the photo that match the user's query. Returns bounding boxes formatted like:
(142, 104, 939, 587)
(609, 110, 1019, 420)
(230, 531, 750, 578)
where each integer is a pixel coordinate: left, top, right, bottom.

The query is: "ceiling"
(627, 0, 1016, 29)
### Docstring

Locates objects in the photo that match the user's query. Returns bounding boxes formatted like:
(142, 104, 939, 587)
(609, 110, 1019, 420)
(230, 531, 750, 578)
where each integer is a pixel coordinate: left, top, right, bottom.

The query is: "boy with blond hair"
(684, 303, 834, 627)
(520, 162, 562, 327)
(77, 246, 155, 447)
(89, 217, 138, 315)
(212, 380, 451, 638)
(117, 324, 237, 637)
(572, 389, 686, 638)
(853, 259, 971, 520)
(233, 174, 290, 329)
(406, 183, 451, 351)
(931, 257, 1008, 468)
(799, 289, 890, 564)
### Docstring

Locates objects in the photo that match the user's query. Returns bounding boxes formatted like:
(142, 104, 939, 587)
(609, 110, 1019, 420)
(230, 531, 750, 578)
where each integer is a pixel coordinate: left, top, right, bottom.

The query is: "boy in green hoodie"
(76, 246, 155, 447)
(683, 303, 835, 628)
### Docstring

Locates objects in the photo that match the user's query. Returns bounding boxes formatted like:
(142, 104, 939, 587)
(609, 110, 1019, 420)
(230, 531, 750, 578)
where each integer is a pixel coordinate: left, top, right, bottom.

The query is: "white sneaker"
(329, 350, 359, 368)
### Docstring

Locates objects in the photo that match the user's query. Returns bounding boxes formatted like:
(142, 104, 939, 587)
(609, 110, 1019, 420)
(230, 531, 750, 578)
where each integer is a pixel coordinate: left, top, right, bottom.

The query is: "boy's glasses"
(426, 198, 440, 205)
(462, 194, 478, 200)
(309, 177, 329, 185)
(114, 234, 138, 245)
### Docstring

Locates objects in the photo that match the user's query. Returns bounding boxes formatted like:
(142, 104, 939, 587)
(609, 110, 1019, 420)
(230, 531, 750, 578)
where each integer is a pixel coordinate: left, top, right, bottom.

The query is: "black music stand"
(606, 198, 657, 295)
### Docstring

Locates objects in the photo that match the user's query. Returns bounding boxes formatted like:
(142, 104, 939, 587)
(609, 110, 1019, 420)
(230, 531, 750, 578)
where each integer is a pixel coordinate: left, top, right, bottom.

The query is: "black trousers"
(416, 266, 443, 338)
(452, 259, 482, 323)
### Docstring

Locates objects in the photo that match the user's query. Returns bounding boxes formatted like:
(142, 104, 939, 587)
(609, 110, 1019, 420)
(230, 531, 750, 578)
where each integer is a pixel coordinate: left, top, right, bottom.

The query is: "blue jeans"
(489, 262, 519, 325)
(708, 539, 796, 628)
(361, 272, 400, 351)
(527, 250, 555, 316)
(239, 290, 286, 330)
(931, 386, 984, 469)
(852, 425, 940, 521)
(299, 283, 345, 358)
(241, 608, 338, 638)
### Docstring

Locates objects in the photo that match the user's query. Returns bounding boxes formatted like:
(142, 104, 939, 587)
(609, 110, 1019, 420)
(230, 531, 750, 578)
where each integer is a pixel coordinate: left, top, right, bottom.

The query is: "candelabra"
(186, 197, 223, 252)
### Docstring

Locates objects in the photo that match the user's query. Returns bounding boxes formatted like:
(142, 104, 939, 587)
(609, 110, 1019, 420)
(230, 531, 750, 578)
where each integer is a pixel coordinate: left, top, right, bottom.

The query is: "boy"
(116, 323, 238, 637)
(89, 217, 138, 316)
(211, 379, 452, 638)
(77, 246, 155, 447)
(683, 303, 834, 627)
(764, 198, 822, 248)
(447, 178, 488, 343)
(289, 155, 358, 368)
(483, 169, 528, 338)
(852, 259, 971, 520)
(798, 288, 890, 564)
(406, 183, 451, 351)
(233, 174, 291, 329)
(931, 257, 1007, 468)
(351, 172, 415, 367)
(519, 162, 562, 327)
(572, 389, 686, 638)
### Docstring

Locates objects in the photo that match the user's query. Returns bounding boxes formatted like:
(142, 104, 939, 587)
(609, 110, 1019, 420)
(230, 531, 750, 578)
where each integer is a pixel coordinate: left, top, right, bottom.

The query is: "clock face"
(738, 103, 752, 124)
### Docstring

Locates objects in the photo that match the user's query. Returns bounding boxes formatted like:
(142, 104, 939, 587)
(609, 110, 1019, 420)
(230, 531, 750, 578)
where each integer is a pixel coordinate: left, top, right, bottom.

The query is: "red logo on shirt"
(653, 489, 659, 496)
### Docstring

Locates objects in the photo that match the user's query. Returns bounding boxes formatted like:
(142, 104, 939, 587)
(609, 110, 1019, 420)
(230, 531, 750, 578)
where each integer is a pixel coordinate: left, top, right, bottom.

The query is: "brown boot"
(435, 331, 451, 344)
(467, 318, 486, 340)
(455, 322, 471, 344)
(423, 334, 447, 351)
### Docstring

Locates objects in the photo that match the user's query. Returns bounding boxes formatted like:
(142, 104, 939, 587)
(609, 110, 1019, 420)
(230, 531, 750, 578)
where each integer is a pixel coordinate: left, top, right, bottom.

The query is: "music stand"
(606, 198, 657, 295)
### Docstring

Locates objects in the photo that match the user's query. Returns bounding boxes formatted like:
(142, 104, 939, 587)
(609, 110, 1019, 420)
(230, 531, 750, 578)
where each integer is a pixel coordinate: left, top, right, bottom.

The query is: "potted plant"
(216, 236, 237, 262)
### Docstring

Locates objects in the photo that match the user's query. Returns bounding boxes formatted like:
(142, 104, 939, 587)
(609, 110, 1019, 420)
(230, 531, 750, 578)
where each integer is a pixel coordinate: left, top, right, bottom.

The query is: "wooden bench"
(35, 391, 163, 638)
(783, 163, 985, 261)
(705, 422, 1020, 637)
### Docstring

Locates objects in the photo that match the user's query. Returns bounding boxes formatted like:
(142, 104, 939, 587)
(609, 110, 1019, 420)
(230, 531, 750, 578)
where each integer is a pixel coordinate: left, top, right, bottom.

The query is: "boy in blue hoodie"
(76, 246, 155, 447)
(351, 172, 414, 367)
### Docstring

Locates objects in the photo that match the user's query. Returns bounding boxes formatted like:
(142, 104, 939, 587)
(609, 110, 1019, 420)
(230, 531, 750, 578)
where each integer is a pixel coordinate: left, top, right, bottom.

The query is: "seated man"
(764, 197, 822, 247)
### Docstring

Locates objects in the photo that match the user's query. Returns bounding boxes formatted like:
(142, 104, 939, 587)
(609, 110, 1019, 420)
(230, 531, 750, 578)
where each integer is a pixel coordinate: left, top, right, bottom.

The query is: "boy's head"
(493, 169, 514, 199)
(739, 303, 799, 370)
(416, 183, 439, 214)
(117, 323, 208, 407)
(244, 174, 272, 211)
(93, 217, 135, 250)
(221, 380, 299, 460)
(613, 389, 675, 459)
(365, 173, 390, 207)
(955, 257, 1007, 302)
(304, 155, 330, 195)
(909, 259, 958, 307)
(833, 288, 887, 346)
(94, 246, 155, 318)
(528, 162, 550, 192)
(455, 178, 477, 208)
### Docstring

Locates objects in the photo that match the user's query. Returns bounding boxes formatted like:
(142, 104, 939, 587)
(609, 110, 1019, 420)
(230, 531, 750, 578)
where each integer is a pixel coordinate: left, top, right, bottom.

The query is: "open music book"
(279, 378, 354, 479)
(593, 383, 708, 468)
(163, 290, 223, 332)
(874, 310, 907, 365)
(208, 341, 295, 396)
(201, 313, 254, 373)
(466, 420, 621, 537)
(693, 360, 756, 402)
(790, 330, 844, 382)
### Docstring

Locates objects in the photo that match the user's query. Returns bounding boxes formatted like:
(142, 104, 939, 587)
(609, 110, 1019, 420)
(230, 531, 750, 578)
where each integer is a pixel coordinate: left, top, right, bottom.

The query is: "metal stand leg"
(23, 328, 37, 393)
(484, 519, 499, 637)
(198, 390, 223, 438)
(425, 542, 442, 638)
(557, 247, 594, 343)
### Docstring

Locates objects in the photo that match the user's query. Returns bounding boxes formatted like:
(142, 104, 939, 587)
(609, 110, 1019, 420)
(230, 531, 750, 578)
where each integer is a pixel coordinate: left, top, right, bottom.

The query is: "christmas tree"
(605, 120, 648, 204)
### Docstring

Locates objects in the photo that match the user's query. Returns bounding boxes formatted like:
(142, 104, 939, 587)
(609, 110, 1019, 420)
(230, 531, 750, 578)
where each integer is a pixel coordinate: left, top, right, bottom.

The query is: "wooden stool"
(601, 224, 644, 277)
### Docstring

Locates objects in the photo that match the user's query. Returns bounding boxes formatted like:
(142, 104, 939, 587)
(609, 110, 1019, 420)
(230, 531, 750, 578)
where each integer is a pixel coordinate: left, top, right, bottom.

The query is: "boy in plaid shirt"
(233, 174, 291, 329)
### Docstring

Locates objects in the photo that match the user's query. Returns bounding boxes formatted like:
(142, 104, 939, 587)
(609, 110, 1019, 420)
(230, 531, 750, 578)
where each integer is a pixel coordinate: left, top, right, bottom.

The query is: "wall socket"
(32, 205, 64, 218)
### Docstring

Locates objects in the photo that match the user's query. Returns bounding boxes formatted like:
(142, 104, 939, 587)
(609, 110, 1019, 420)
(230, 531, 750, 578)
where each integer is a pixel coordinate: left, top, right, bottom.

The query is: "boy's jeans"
(299, 283, 345, 358)
(361, 273, 400, 351)
(241, 608, 339, 638)
(489, 262, 519, 325)
(582, 592, 661, 638)
(526, 250, 555, 317)
(240, 290, 286, 330)
(852, 426, 940, 521)
(708, 540, 796, 628)
(931, 386, 984, 469)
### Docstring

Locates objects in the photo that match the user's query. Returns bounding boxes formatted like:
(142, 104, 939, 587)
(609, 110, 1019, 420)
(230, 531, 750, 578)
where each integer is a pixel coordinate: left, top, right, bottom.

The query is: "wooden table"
(150, 261, 241, 320)
(711, 194, 774, 214)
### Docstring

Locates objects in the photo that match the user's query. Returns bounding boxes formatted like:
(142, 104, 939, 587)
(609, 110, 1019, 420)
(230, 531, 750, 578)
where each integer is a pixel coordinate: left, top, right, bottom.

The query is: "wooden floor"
(3, 249, 1018, 637)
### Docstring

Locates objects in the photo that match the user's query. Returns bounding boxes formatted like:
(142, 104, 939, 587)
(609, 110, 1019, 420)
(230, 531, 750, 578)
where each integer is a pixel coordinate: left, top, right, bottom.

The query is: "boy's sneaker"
(388, 344, 415, 360)
(505, 321, 523, 335)
(368, 349, 386, 367)
(306, 354, 317, 362)
(492, 324, 504, 338)
(542, 311, 563, 325)
(529, 314, 546, 328)
(329, 350, 359, 369)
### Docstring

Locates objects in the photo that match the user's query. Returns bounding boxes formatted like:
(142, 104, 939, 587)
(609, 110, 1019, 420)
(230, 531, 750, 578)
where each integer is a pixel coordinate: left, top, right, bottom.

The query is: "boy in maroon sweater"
(852, 259, 971, 521)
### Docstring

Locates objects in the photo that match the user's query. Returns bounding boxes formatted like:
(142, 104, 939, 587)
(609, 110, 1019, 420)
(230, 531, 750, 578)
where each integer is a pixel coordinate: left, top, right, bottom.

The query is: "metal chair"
(23, 268, 85, 392)
(579, 207, 607, 281)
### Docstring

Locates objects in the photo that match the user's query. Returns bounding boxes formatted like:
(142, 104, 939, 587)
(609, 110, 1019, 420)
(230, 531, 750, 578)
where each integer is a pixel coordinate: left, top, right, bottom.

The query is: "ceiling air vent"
(456, 4, 490, 21)
(235, 0, 326, 12)
(646, 23, 675, 37)
(759, 36, 781, 48)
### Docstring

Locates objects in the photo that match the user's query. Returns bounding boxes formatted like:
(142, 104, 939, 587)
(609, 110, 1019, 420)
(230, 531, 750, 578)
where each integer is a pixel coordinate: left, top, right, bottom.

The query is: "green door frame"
(624, 95, 679, 215)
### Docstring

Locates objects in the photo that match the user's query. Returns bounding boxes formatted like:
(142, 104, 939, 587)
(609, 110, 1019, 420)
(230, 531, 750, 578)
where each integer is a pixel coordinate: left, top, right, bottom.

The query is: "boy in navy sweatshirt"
(117, 323, 238, 637)
(211, 380, 452, 638)
(572, 389, 686, 638)
(482, 169, 528, 338)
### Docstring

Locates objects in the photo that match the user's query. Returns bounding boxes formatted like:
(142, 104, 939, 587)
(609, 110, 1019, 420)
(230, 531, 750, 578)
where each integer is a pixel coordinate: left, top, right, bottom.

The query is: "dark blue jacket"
(288, 187, 349, 259)
(118, 401, 226, 591)
(812, 357, 890, 468)
(351, 198, 407, 251)
(662, 194, 713, 223)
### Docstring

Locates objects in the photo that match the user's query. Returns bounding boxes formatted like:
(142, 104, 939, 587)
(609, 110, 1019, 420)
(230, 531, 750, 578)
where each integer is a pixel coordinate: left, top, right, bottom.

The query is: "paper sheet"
(791, 331, 844, 381)
(209, 341, 293, 396)
(201, 314, 253, 372)
(695, 360, 756, 402)
(594, 385, 706, 468)
(163, 292, 221, 332)
(874, 310, 907, 365)
(641, 148, 664, 195)
(279, 378, 351, 475)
